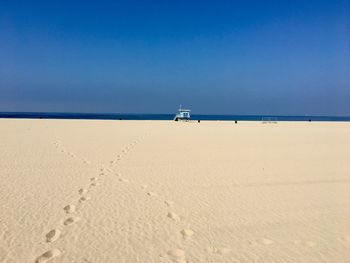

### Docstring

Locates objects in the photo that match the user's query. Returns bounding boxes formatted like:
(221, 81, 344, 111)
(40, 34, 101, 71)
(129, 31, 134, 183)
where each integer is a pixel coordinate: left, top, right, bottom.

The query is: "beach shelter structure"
(174, 105, 191, 121)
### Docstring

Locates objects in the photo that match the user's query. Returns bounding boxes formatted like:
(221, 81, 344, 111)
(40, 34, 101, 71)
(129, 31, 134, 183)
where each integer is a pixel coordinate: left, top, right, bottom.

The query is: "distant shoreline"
(1, 112, 350, 122)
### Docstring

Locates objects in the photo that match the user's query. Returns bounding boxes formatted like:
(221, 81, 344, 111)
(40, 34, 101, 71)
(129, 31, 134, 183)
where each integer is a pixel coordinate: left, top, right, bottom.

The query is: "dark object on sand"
(198, 120, 200, 123)
(309, 119, 311, 122)
(235, 120, 237, 124)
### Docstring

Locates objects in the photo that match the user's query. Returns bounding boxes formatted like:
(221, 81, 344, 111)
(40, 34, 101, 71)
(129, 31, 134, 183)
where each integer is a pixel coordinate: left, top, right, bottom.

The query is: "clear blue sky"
(1, 0, 349, 115)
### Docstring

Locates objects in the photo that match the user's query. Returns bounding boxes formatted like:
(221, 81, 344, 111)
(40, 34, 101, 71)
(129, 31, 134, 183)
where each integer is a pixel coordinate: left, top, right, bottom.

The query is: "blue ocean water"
(1, 112, 350, 122)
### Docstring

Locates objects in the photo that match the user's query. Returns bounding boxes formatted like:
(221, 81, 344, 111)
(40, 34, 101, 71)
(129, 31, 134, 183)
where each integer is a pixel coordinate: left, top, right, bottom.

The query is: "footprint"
(63, 204, 76, 214)
(64, 216, 81, 226)
(165, 200, 175, 206)
(78, 188, 88, 195)
(167, 212, 180, 222)
(90, 182, 99, 187)
(35, 248, 61, 263)
(181, 229, 194, 238)
(90, 177, 97, 181)
(147, 192, 158, 197)
(260, 238, 274, 245)
(46, 229, 61, 242)
(79, 196, 91, 202)
(119, 178, 129, 183)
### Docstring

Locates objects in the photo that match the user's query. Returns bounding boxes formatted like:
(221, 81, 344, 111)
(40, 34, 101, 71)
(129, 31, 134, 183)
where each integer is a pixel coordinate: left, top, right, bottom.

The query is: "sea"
(1, 112, 350, 122)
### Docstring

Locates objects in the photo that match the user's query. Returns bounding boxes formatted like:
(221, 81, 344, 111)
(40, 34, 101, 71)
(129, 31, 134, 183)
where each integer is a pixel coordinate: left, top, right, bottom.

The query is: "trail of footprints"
(35, 138, 349, 262)
(137, 178, 192, 260)
(34, 139, 140, 262)
(109, 137, 194, 261)
(53, 140, 91, 166)
(107, 151, 345, 262)
(148, 194, 192, 262)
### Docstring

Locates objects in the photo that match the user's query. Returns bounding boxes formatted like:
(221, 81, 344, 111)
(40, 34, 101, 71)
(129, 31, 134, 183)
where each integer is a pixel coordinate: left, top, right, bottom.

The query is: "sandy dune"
(0, 119, 349, 262)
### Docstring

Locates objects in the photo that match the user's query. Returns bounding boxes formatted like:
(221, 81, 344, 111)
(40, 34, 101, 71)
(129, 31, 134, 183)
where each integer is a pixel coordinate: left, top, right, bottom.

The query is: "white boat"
(174, 105, 191, 121)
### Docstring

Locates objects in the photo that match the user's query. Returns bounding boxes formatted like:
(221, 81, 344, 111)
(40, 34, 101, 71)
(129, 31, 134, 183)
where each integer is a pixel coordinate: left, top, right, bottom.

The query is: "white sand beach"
(0, 119, 349, 263)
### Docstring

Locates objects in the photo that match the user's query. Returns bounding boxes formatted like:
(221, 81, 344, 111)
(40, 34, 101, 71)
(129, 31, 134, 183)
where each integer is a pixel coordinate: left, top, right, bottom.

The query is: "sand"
(0, 119, 349, 263)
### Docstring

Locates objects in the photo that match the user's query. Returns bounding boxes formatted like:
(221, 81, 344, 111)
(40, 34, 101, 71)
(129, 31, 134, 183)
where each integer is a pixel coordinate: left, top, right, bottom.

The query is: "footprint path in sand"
(54, 135, 276, 262)
(38, 135, 326, 262)
(53, 137, 278, 261)
(141, 183, 194, 262)
(34, 136, 141, 262)
(53, 139, 92, 167)
(99, 136, 193, 262)
(104, 135, 195, 262)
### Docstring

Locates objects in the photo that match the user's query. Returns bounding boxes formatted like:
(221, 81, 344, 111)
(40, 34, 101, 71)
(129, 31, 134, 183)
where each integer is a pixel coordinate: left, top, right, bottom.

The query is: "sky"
(0, 0, 349, 115)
